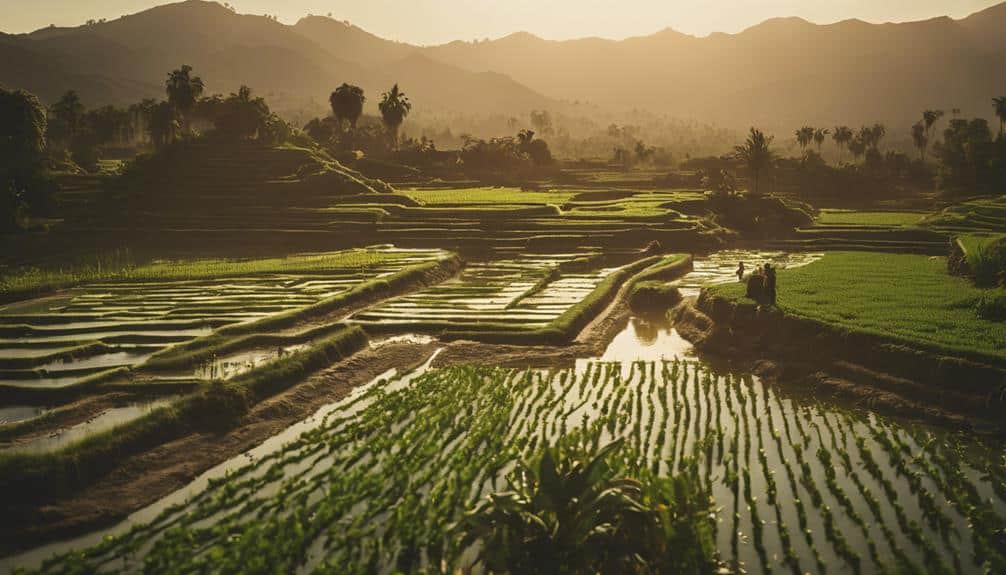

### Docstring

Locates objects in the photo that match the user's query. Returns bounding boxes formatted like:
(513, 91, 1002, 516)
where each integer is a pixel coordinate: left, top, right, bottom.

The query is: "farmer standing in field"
(736, 261, 745, 281)
(764, 263, 777, 305)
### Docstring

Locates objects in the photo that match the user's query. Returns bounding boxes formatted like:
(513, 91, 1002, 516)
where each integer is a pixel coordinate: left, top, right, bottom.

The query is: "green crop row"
(20, 360, 1003, 574)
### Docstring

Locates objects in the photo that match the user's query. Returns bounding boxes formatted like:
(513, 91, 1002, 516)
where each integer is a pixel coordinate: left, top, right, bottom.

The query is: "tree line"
(1, 64, 296, 231)
(715, 97, 1006, 200)
(303, 82, 555, 178)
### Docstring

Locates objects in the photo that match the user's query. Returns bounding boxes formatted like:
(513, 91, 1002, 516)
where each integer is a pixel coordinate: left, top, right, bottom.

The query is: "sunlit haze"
(0, 0, 1001, 43)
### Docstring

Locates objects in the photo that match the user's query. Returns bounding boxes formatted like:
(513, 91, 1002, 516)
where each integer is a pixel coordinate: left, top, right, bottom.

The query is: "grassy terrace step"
(703, 251, 1006, 379)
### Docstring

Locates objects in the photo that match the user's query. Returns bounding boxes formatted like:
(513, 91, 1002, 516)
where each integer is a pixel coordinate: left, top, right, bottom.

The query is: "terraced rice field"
(922, 195, 1006, 234)
(18, 357, 1005, 574)
(351, 252, 615, 330)
(0, 248, 443, 390)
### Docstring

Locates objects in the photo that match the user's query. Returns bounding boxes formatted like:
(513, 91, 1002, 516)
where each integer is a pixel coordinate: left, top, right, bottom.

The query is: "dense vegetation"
(0, 88, 55, 230)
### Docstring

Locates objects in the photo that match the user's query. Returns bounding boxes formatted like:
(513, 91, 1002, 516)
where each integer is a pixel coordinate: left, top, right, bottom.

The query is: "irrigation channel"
(3, 250, 1005, 574)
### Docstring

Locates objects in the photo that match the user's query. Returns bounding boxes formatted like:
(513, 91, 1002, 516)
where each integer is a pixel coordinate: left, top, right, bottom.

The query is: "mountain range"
(2, 0, 1005, 132)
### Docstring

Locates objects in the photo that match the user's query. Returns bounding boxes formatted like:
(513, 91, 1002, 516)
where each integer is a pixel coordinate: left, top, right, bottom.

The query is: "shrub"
(974, 292, 1006, 321)
(968, 236, 1006, 287)
(453, 439, 717, 574)
(628, 281, 682, 312)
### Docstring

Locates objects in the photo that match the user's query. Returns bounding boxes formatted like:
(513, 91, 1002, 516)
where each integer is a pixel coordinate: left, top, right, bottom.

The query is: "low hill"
(0, 0, 552, 116)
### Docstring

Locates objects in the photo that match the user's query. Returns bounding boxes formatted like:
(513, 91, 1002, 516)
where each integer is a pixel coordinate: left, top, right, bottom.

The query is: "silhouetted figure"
(746, 265, 764, 301)
(764, 263, 777, 305)
(736, 261, 745, 281)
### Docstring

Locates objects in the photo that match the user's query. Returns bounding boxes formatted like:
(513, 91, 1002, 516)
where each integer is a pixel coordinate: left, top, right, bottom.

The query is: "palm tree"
(795, 126, 815, 153)
(329, 83, 365, 131)
(813, 128, 829, 154)
(378, 83, 411, 149)
(921, 110, 944, 161)
(848, 133, 867, 163)
(166, 65, 204, 133)
(734, 127, 776, 197)
(870, 123, 886, 150)
(911, 122, 928, 160)
(993, 97, 1006, 139)
(832, 126, 853, 162)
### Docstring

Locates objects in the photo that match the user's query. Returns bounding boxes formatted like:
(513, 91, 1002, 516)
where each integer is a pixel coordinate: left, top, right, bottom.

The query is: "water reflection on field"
(673, 249, 823, 297)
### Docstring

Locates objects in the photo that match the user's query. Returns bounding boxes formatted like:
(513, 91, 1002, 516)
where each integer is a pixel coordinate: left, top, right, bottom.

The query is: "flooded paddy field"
(6, 250, 1004, 574)
(0, 247, 444, 390)
(350, 252, 618, 331)
(0, 397, 177, 455)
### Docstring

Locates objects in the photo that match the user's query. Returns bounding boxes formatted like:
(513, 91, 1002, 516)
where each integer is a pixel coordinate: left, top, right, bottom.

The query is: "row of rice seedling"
(0, 248, 445, 390)
(21, 360, 1004, 574)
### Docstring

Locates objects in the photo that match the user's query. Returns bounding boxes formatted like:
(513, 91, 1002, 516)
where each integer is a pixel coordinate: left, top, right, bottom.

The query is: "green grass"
(817, 210, 925, 227)
(922, 195, 1006, 233)
(708, 252, 1006, 362)
(403, 187, 578, 206)
(0, 249, 413, 303)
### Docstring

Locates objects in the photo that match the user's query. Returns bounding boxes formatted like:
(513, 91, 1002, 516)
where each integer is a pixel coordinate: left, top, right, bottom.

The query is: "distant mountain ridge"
(2, 0, 1005, 132)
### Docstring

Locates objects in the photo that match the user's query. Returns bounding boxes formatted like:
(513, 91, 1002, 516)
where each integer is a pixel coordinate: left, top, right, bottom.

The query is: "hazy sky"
(1, 0, 1001, 44)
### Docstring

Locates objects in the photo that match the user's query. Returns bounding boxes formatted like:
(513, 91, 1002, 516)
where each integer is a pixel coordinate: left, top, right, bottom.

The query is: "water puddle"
(0, 398, 177, 455)
(192, 345, 309, 381)
(0, 405, 48, 426)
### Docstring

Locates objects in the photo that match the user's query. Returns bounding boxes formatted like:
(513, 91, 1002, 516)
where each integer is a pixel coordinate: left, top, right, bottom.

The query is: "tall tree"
(1, 88, 51, 229)
(734, 128, 775, 197)
(911, 122, 928, 160)
(329, 83, 365, 130)
(813, 128, 829, 154)
(848, 133, 867, 163)
(869, 123, 886, 150)
(166, 65, 204, 133)
(795, 126, 815, 152)
(378, 84, 411, 149)
(993, 97, 1006, 139)
(921, 110, 944, 162)
(832, 126, 853, 162)
(48, 90, 85, 149)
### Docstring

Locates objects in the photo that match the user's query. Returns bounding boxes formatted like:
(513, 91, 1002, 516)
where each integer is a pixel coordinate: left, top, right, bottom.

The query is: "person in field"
(764, 263, 777, 305)
(746, 264, 763, 301)
(736, 261, 745, 281)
